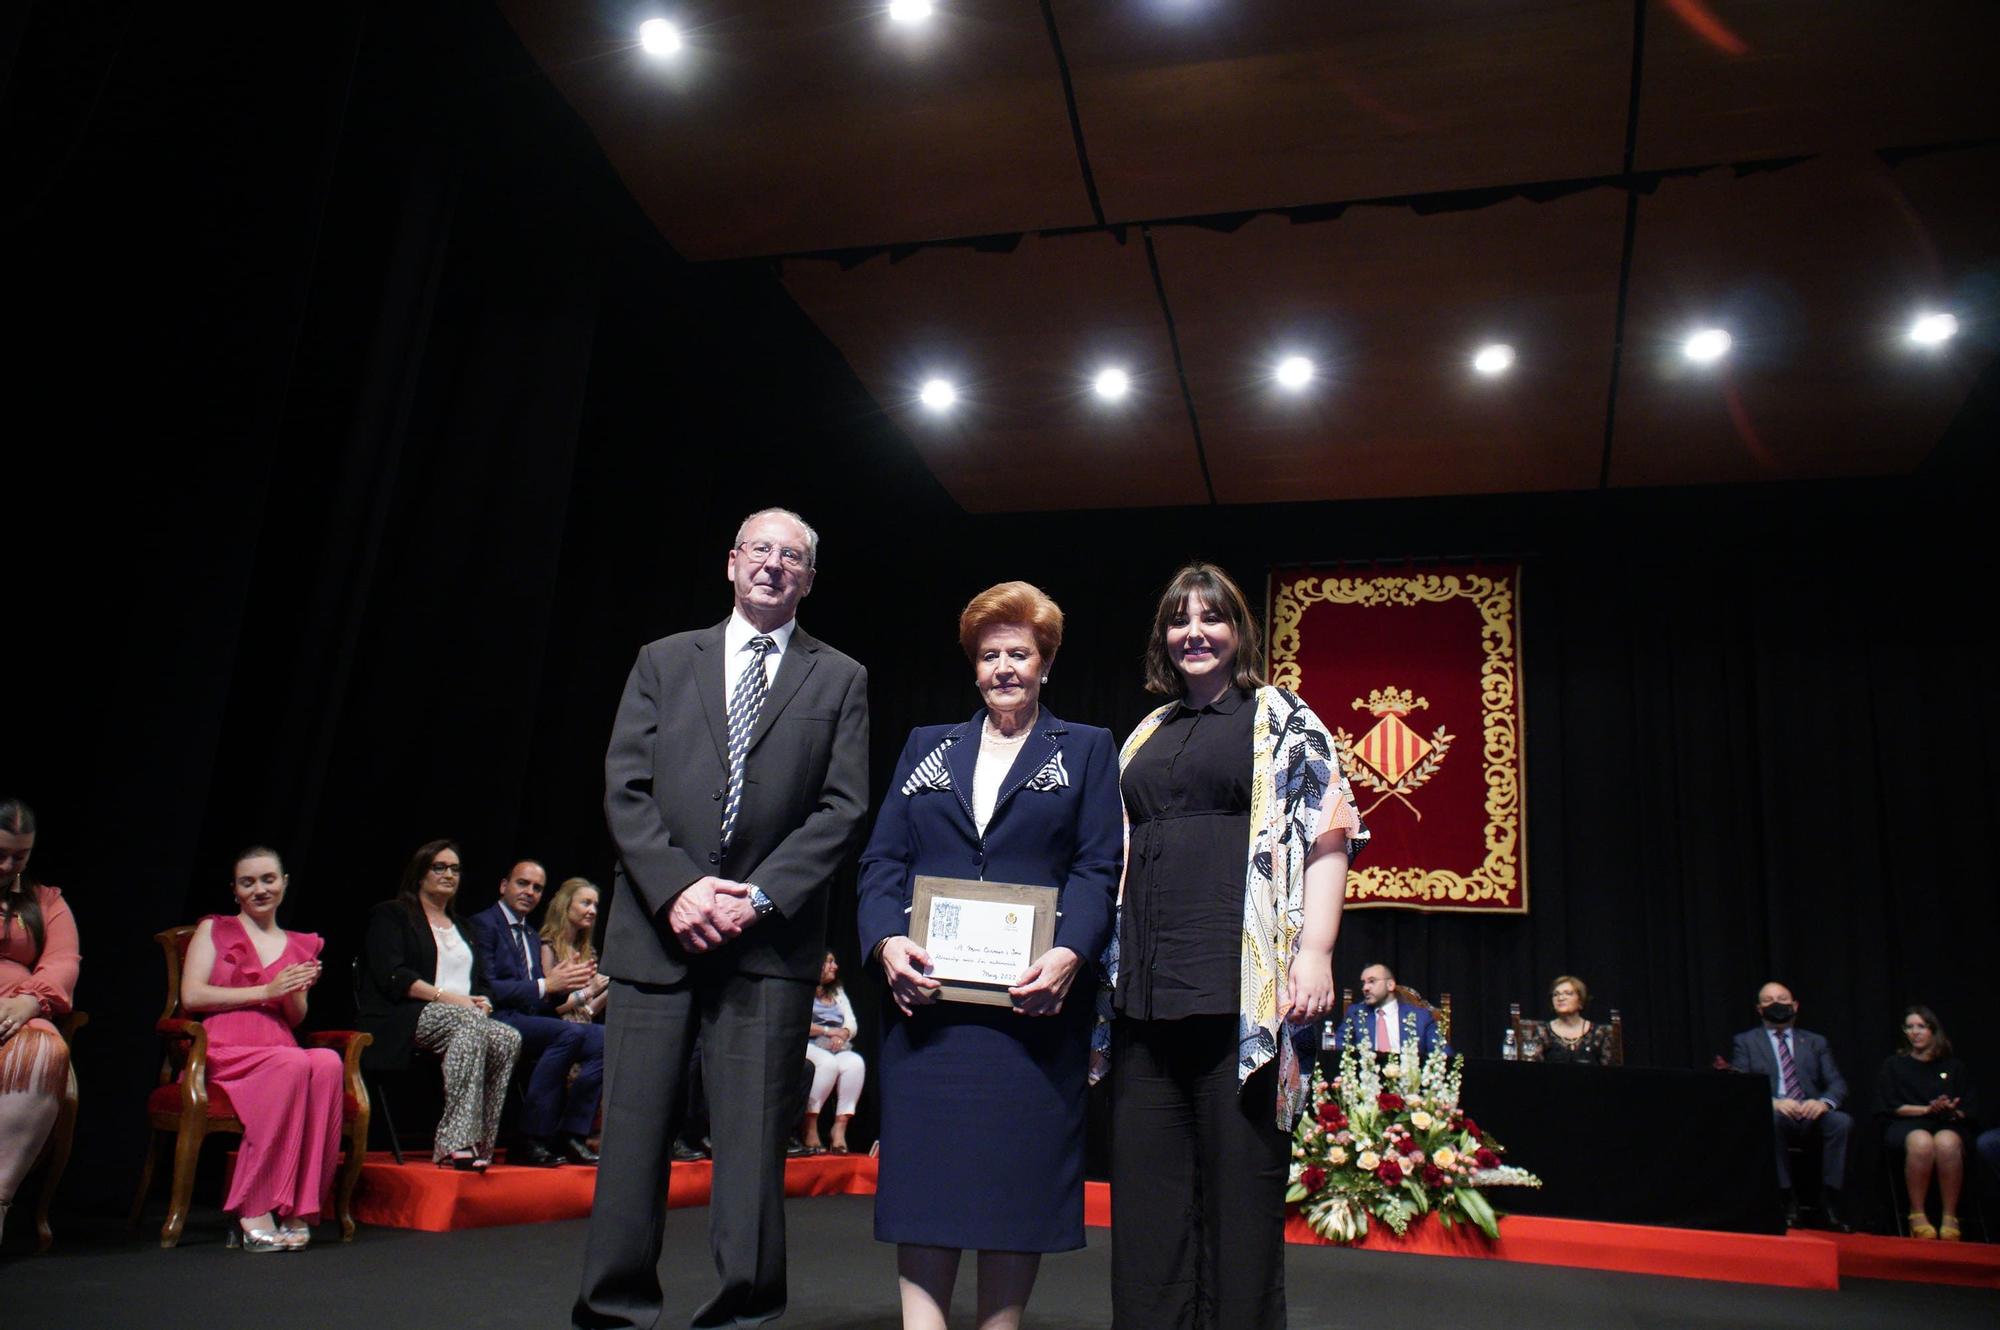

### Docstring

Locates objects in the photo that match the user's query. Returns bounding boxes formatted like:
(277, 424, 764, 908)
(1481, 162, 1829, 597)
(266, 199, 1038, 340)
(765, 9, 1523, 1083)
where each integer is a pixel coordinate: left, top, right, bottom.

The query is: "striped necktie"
(721, 635, 776, 850)
(1776, 1030, 1801, 1098)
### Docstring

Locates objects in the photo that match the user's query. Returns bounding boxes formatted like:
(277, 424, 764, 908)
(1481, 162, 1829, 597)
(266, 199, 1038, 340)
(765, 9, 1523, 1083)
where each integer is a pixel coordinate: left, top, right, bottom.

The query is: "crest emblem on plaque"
(1337, 687, 1454, 820)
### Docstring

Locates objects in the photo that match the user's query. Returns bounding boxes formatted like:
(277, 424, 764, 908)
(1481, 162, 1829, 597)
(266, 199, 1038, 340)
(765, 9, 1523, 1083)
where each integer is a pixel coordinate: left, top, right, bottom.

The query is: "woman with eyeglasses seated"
(1537, 975, 1614, 1066)
(356, 839, 521, 1169)
(178, 847, 343, 1251)
(1876, 1005, 1978, 1240)
(539, 877, 608, 1025)
(0, 798, 77, 1247)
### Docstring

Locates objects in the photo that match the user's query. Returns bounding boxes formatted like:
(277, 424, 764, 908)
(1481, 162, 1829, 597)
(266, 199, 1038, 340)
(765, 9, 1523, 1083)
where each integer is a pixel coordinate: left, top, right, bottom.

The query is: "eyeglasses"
(735, 540, 810, 571)
(428, 863, 462, 876)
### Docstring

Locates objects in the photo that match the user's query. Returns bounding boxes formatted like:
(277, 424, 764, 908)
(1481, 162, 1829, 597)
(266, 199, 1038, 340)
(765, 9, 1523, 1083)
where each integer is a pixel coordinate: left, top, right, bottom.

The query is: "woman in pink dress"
(179, 846, 344, 1252)
(0, 797, 79, 1248)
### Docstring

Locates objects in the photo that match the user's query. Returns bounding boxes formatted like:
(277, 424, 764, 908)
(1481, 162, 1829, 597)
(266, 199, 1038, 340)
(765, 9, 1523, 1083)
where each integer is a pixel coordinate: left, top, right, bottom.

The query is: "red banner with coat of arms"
(1268, 565, 1526, 913)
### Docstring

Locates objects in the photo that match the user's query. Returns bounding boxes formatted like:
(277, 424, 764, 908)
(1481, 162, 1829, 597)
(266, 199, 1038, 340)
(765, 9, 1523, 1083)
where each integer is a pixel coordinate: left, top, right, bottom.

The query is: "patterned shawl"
(1103, 685, 1369, 1128)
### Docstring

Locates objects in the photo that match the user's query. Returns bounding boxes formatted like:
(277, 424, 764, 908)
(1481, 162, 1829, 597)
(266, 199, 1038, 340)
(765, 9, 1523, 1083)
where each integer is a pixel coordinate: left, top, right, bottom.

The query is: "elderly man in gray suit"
(1728, 981, 1853, 1232)
(575, 507, 870, 1330)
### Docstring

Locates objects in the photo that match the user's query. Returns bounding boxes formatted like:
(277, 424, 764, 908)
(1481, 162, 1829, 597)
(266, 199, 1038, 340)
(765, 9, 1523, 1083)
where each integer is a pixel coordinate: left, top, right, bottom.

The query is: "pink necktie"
(1375, 1008, 1391, 1050)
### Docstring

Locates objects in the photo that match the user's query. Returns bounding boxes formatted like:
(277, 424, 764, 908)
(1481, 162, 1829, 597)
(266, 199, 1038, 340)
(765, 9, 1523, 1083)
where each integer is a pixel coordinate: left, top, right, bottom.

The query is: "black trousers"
(1110, 1014, 1290, 1330)
(573, 972, 812, 1330)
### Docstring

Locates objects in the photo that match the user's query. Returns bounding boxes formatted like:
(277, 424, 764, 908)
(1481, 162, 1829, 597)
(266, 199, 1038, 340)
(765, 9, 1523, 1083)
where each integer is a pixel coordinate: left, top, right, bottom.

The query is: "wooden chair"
(20, 1009, 88, 1254)
(1507, 1002, 1624, 1064)
(129, 925, 372, 1247)
(1337, 986, 1453, 1045)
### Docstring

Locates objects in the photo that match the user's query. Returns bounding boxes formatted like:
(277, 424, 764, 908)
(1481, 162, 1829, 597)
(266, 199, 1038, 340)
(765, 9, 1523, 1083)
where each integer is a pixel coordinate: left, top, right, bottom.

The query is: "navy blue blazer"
(466, 901, 554, 1017)
(1729, 1025, 1849, 1108)
(858, 707, 1121, 968)
(1331, 999, 1446, 1060)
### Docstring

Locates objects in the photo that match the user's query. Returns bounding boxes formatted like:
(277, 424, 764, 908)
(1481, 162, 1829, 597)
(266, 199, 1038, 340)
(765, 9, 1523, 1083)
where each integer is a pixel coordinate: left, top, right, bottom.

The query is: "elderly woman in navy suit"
(859, 582, 1121, 1330)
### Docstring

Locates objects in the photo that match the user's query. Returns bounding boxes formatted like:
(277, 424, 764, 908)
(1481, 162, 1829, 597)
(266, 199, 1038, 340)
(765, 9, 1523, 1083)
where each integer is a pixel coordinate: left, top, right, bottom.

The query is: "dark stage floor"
(9, 1197, 1994, 1329)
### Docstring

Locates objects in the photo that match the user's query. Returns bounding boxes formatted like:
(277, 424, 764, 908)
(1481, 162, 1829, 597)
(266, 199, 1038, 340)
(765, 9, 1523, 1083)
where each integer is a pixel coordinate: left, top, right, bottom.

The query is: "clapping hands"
(264, 960, 321, 1001)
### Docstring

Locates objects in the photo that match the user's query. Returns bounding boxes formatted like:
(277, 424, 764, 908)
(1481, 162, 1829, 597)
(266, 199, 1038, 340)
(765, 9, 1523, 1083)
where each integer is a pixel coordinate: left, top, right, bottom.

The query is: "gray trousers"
(573, 971, 812, 1330)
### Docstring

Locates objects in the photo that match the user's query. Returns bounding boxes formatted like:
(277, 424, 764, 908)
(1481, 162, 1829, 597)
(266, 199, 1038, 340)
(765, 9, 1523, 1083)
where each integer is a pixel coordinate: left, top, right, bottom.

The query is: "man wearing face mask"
(1728, 982, 1853, 1231)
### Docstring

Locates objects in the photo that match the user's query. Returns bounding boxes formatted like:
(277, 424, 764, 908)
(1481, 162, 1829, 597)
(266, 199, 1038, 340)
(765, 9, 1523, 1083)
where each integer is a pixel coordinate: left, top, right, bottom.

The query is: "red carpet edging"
(354, 1155, 1988, 1290)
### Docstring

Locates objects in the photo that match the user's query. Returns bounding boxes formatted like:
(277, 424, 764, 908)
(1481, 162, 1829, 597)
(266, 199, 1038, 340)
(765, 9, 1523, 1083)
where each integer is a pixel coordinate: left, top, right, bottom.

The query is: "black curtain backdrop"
(6, 3, 1997, 1235)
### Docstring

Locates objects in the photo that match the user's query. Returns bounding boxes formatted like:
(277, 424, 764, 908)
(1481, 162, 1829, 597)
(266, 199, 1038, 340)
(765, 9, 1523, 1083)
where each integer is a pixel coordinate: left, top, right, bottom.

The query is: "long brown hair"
(1898, 1004, 1953, 1060)
(0, 798, 44, 954)
(1141, 563, 1268, 697)
(397, 838, 465, 924)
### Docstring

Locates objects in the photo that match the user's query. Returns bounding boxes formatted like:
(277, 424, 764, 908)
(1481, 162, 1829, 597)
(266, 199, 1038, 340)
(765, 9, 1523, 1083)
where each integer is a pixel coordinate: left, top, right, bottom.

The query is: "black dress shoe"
(562, 1136, 600, 1165)
(671, 1140, 709, 1163)
(1819, 1192, 1853, 1234)
(514, 1139, 564, 1168)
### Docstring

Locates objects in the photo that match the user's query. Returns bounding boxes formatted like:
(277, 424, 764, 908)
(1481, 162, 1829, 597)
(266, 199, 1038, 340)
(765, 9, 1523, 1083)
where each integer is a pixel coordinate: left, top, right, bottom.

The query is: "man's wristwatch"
(748, 886, 777, 919)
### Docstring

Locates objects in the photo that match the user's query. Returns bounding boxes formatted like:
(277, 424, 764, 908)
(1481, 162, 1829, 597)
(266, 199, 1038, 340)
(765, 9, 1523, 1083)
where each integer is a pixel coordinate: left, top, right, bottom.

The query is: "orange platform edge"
(351, 1153, 1993, 1290)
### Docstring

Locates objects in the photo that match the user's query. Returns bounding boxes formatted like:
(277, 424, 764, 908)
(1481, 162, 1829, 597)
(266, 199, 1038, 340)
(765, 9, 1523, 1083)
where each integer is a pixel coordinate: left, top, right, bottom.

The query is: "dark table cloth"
(1459, 1059, 1783, 1233)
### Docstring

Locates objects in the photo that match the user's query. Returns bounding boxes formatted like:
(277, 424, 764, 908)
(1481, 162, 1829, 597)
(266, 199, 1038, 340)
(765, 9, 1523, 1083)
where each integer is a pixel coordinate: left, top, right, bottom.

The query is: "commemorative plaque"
(909, 875, 1058, 1007)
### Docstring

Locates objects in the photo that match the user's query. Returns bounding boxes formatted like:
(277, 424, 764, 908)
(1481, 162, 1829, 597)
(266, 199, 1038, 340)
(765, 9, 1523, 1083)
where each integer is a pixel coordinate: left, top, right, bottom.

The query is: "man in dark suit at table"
(1331, 962, 1445, 1060)
(1728, 980, 1853, 1231)
(467, 859, 604, 1166)
(574, 507, 870, 1330)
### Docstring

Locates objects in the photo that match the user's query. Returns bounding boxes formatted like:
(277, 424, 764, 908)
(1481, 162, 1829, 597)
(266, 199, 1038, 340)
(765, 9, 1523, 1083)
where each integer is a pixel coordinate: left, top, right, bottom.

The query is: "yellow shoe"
(1939, 1216, 1960, 1242)
(1908, 1212, 1937, 1239)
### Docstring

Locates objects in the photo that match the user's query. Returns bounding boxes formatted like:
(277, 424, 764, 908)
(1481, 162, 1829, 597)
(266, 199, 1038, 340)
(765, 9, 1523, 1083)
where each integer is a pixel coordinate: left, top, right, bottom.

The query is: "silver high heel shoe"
(233, 1224, 289, 1253)
(279, 1221, 312, 1250)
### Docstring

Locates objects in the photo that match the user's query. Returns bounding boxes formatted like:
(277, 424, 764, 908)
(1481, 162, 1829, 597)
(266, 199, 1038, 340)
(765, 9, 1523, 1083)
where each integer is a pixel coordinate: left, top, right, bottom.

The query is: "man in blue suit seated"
(1330, 962, 1446, 1061)
(1727, 980, 1852, 1231)
(467, 859, 605, 1166)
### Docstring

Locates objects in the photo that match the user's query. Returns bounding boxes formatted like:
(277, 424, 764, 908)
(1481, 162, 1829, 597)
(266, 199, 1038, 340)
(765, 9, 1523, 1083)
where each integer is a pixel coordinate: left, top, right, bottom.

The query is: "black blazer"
(601, 618, 870, 985)
(355, 898, 493, 1071)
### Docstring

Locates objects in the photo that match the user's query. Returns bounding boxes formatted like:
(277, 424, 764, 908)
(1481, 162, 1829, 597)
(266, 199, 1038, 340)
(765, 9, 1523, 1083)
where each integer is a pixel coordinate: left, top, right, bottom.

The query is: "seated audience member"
(0, 799, 76, 1246)
(178, 847, 343, 1251)
(1538, 974, 1613, 1066)
(539, 877, 609, 1025)
(1979, 1127, 2000, 1189)
(1875, 1005, 1979, 1241)
(467, 861, 604, 1166)
(1728, 981, 1853, 1230)
(355, 840, 521, 1170)
(800, 951, 863, 1155)
(1332, 962, 1445, 1060)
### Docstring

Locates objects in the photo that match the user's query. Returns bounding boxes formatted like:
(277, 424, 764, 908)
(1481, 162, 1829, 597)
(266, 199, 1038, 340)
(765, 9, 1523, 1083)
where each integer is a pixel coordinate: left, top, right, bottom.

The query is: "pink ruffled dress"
(191, 915, 344, 1222)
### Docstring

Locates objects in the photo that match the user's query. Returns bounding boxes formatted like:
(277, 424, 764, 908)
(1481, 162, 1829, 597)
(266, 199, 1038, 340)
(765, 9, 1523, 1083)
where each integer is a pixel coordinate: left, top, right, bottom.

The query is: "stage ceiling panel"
(779, 231, 1210, 513)
(1610, 147, 1999, 489)
(1637, 1, 2000, 171)
(1056, 0, 1632, 221)
(498, 2, 1093, 260)
(1150, 192, 1628, 505)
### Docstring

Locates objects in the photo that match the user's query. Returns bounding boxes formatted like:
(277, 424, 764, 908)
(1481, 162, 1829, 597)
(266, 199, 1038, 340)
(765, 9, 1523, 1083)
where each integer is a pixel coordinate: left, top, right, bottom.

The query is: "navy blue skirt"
(874, 993, 1093, 1252)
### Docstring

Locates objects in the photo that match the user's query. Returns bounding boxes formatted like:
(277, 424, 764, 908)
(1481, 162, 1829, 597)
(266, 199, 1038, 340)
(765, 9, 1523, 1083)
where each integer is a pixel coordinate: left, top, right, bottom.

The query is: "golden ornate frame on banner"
(1269, 570, 1526, 912)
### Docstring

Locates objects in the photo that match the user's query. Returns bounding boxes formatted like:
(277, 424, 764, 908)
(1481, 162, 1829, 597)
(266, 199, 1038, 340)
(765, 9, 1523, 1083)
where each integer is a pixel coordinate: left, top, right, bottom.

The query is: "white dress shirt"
(498, 900, 546, 998)
(1370, 997, 1403, 1051)
(723, 610, 796, 692)
(432, 922, 474, 997)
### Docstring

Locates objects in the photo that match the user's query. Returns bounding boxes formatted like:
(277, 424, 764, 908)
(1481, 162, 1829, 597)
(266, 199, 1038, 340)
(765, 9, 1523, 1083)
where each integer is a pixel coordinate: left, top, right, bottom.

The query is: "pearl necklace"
(983, 708, 1037, 746)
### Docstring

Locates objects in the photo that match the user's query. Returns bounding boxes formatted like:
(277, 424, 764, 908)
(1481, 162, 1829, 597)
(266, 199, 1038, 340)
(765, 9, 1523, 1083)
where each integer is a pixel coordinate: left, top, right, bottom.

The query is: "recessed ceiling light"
(888, 0, 933, 22)
(1908, 311, 1958, 347)
(638, 19, 682, 57)
(1093, 367, 1131, 401)
(1682, 328, 1731, 364)
(1274, 355, 1315, 391)
(1472, 343, 1515, 377)
(918, 378, 957, 412)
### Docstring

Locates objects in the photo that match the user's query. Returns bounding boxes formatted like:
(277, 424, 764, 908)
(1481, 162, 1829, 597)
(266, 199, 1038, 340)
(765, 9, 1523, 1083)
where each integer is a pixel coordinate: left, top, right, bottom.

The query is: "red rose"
(1395, 1135, 1421, 1156)
(1377, 1092, 1405, 1112)
(1376, 1158, 1404, 1185)
(1461, 1117, 1482, 1140)
(1474, 1148, 1500, 1170)
(1316, 1102, 1346, 1130)
(1300, 1165, 1327, 1192)
(1421, 1165, 1447, 1189)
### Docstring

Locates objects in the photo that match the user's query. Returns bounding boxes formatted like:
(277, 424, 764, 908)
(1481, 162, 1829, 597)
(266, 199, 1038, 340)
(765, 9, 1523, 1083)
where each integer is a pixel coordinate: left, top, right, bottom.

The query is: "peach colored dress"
(192, 915, 343, 1221)
(0, 884, 77, 1097)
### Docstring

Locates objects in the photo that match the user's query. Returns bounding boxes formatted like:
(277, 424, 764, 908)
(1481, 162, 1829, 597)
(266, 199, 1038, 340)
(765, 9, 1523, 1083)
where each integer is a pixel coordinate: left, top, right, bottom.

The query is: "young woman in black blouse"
(1875, 1005, 1977, 1240)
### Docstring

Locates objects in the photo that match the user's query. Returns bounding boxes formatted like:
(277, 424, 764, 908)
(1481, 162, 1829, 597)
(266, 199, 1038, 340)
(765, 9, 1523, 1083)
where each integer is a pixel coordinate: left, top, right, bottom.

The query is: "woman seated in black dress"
(1538, 974, 1614, 1066)
(1875, 1005, 1978, 1240)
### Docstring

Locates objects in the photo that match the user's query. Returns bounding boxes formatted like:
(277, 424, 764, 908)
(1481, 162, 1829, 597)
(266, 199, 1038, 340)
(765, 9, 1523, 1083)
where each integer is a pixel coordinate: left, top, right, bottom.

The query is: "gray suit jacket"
(601, 618, 870, 985)
(1729, 1025, 1849, 1109)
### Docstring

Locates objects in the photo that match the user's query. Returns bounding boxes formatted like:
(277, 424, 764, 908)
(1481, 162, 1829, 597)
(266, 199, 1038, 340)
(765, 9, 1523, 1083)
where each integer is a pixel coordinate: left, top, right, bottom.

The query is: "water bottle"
(1501, 1028, 1518, 1061)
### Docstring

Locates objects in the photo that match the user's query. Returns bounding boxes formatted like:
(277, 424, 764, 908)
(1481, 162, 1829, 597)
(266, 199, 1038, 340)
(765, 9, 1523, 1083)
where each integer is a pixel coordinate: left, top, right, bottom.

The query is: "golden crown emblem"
(1353, 686, 1428, 718)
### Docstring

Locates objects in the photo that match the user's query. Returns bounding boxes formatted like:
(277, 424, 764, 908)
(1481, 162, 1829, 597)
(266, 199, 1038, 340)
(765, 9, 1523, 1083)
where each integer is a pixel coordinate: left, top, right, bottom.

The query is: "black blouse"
(1116, 688, 1256, 1021)
(1539, 1021, 1613, 1066)
(1874, 1053, 1980, 1127)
